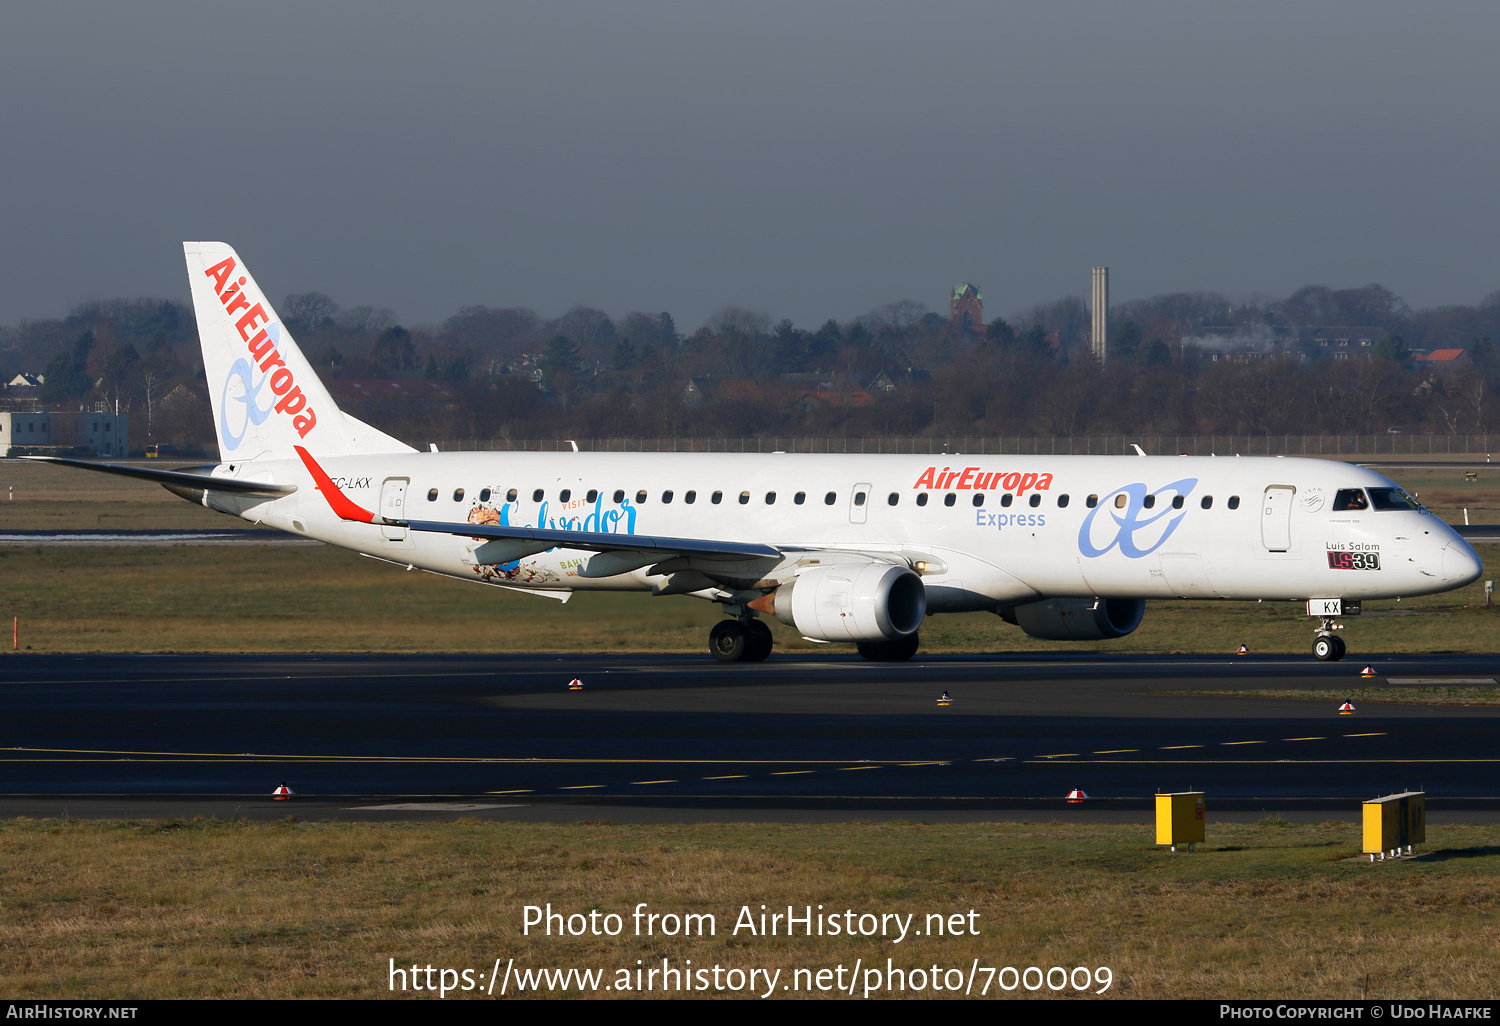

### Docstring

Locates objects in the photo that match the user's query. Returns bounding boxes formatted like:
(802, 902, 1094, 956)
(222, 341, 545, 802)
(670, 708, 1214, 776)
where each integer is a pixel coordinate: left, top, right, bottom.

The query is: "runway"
(4, 652, 1500, 820)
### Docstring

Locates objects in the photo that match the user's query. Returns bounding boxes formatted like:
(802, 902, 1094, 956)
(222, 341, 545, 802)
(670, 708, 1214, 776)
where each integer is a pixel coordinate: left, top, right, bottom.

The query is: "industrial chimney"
(1091, 266, 1108, 363)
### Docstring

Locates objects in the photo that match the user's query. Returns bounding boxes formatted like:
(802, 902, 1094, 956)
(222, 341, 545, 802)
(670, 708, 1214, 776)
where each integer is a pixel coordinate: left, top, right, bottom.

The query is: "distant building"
(950, 283, 983, 332)
(1302, 326, 1383, 361)
(1414, 348, 1471, 374)
(6, 373, 43, 390)
(0, 408, 128, 457)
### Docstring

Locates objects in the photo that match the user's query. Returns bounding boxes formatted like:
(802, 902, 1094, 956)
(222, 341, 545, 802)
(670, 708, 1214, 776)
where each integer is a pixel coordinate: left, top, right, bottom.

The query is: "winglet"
(293, 445, 377, 524)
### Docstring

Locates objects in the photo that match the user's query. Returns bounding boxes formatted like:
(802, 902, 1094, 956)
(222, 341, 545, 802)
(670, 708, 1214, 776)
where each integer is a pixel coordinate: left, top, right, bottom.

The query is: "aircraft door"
(1261, 484, 1295, 552)
(849, 482, 871, 525)
(380, 477, 409, 540)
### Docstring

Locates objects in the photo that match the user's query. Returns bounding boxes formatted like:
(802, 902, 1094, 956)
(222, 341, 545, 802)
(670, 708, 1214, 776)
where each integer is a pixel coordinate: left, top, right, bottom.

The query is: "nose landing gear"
(1313, 617, 1346, 661)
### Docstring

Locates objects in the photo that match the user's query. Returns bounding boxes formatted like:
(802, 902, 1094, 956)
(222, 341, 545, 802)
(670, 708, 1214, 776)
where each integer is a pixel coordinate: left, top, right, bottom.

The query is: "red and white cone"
(1237, 644, 1248, 655)
(1066, 787, 1088, 804)
(568, 678, 583, 690)
(1338, 701, 1356, 715)
(272, 783, 294, 800)
(1360, 666, 1377, 678)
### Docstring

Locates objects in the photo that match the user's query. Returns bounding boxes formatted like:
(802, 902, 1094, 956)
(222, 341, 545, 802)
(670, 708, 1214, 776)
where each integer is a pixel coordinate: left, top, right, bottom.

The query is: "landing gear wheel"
(856, 632, 920, 662)
(709, 619, 749, 663)
(743, 619, 774, 662)
(1332, 635, 1346, 661)
(1313, 635, 1337, 661)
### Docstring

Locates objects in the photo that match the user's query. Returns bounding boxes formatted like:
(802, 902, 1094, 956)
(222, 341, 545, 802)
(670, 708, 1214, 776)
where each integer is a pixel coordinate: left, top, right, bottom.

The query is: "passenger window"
(739, 492, 750, 504)
(854, 491, 867, 507)
(1143, 494, 1155, 509)
(794, 492, 806, 505)
(427, 489, 438, 501)
(916, 493, 928, 506)
(824, 492, 836, 505)
(480, 488, 491, 501)
(662, 490, 673, 503)
(1201, 496, 1212, 509)
(1001, 494, 1013, 507)
(506, 488, 518, 502)
(972, 493, 984, 507)
(765, 492, 776, 504)
(533, 489, 544, 502)
(944, 493, 956, 507)
(1332, 488, 1368, 511)
(1172, 495, 1184, 509)
(1029, 493, 1041, 507)
(559, 489, 570, 502)
(888, 492, 900, 506)
(1057, 494, 1070, 508)
(613, 489, 625, 503)
(636, 490, 648, 504)
(712, 491, 723, 504)
(1087, 494, 1098, 508)
(685, 490, 696, 504)
(586, 489, 597, 502)
(1228, 495, 1240, 510)
(1114, 494, 1127, 509)
(454, 488, 465, 502)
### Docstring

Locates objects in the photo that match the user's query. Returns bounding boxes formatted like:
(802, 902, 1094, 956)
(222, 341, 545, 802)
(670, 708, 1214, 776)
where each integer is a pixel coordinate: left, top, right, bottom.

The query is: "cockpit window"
(1368, 487, 1423, 512)
(1332, 488, 1368, 511)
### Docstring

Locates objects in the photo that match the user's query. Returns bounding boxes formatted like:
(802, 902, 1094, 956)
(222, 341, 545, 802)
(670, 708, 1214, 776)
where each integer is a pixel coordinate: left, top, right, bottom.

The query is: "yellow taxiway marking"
(1284, 737, 1325, 741)
(559, 784, 605, 790)
(488, 789, 534, 794)
(1221, 741, 1265, 746)
(702, 774, 747, 780)
(1160, 745, 1203, 750)
(839, 766, 880, 771)
(1343, 733, 1388, 737)
(771, 770, 815, 776)
(631, 779, 677, 785)
(1093, 749, 1138, 754)
(1040, 753, 1079, 758)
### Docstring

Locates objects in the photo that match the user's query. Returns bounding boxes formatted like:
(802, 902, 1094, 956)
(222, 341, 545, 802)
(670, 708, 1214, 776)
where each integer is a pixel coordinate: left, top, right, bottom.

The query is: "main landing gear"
(1313, 618, 1346, 662)
(709, 618, 774, 663)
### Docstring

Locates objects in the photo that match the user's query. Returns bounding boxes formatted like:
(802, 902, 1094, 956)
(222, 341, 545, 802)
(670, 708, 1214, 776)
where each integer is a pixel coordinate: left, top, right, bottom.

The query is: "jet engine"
(753, 562, 926, 643)
(1000, 597, 1145, 641)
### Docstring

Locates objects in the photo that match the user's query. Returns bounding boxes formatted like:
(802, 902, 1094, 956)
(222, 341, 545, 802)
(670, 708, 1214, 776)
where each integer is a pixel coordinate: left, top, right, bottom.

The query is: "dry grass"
(1, 818, 1496, 999)
(1187, 688, 1500, 706)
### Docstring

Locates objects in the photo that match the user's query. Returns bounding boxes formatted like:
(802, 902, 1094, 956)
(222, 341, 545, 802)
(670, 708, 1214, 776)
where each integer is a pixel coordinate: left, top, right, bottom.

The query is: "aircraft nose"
(1442, 540, 1483, 585)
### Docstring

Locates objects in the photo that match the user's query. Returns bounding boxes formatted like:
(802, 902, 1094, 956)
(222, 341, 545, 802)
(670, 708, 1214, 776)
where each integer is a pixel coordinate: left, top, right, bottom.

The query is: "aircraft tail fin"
(183, 242, 416, 462)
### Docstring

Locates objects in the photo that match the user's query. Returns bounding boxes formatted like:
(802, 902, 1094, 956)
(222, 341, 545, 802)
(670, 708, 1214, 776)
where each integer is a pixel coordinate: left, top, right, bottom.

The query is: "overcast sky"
(1, 1, 1497, 331)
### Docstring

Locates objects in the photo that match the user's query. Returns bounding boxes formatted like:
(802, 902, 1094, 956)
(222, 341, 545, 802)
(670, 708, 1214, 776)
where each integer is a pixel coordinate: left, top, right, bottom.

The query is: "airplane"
(26, 242, 1486, 663)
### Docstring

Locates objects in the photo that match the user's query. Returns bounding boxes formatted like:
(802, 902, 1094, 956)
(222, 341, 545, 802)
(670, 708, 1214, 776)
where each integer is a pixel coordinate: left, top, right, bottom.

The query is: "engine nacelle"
(1002, 597, 1145, 641)
(761, 563, 927, 642)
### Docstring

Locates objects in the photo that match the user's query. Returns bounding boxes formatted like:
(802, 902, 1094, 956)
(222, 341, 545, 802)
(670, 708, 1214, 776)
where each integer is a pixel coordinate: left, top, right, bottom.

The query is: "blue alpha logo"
(1078, 478, 1198, 558)
(219, 356, 275, 452)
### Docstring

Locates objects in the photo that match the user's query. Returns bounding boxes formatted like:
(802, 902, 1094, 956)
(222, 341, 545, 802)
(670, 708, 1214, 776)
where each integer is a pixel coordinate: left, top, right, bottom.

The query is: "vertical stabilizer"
(183, 242, 415, 461)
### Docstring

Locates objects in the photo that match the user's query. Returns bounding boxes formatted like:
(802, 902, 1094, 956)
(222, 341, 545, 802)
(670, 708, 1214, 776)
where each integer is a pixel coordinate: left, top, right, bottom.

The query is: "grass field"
(2, 818, 1497, 1000)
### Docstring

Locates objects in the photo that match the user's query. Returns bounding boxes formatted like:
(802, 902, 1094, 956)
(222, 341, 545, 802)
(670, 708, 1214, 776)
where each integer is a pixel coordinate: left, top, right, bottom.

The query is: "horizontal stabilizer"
(20, 456, 296, 497)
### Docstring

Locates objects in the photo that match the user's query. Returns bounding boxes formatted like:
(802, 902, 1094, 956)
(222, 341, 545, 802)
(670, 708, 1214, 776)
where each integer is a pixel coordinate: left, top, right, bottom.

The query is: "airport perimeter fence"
(432, 434, 1500, 458)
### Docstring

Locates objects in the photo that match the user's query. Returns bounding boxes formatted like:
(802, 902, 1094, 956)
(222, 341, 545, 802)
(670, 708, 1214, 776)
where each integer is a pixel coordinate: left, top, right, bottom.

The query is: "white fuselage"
(206, 452, 1482, 611)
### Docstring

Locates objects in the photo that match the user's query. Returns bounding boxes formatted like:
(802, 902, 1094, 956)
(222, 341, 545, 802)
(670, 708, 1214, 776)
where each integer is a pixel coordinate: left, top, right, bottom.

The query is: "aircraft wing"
(402, 517, 780, 560)
(1454, 525, 1500, 543)
(20, 455, 297, 497)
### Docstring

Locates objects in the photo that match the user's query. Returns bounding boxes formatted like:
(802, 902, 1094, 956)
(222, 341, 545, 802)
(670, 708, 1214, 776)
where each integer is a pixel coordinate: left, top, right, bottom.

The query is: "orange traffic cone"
(1338, 701, 1356, 715)
(568, 678, 583, 690)
(272, 783, 294, 800)
(1360, 666, 1377, 678)
(936, 690, 952, 706)
(1237, 644, 1248, 656)
(1066, 788, 1088, 804)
